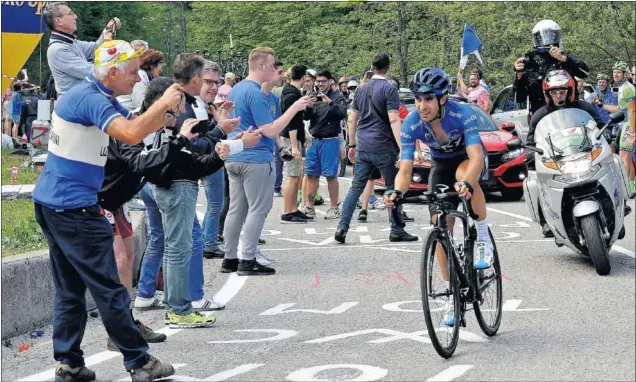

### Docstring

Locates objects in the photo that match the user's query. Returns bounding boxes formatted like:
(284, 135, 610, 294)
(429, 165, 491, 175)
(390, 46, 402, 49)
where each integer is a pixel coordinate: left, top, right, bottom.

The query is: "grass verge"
(1, 151, 41, 185)
(1, 199, 47, 256)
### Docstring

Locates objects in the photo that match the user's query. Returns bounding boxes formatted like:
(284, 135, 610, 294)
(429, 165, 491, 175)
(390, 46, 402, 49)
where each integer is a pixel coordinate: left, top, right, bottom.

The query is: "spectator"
(262, 61, 286, 199)
(198, 60, 230, 259)
(457, 68, 490, 113)
(222, 47, 309, 276)
(300, 69, 347, 219)
(9, 82, 28, 138)
(32, 39, 180, 381)
(224, 72, 236, 87)
(280, 64, 314, 223)
(593, 73, 619, 148)
(44, 1, 122, 97)
(216, 84, 232, 104)
(117, 49, 164, 111)
(152, 54, 238, 326)
(335, 52, 416, 244)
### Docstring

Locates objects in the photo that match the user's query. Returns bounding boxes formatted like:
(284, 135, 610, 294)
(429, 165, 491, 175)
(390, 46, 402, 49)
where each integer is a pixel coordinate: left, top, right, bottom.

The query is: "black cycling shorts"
(427, 154, 469, 214)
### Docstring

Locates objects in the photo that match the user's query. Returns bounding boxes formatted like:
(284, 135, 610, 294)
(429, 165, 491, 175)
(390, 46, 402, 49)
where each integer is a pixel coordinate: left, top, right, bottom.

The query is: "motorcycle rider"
(513, 20, 590, 115)
(527, 70, 621, 237)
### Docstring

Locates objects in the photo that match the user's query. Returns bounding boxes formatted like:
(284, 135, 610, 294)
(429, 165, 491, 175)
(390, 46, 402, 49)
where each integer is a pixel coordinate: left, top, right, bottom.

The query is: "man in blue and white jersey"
(32, 40, 183, 382)
(384, 67, 494, 326)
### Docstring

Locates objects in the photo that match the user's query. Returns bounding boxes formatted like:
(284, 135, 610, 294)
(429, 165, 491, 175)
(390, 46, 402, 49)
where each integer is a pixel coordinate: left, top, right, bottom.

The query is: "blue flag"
(460, 23, 483, 70)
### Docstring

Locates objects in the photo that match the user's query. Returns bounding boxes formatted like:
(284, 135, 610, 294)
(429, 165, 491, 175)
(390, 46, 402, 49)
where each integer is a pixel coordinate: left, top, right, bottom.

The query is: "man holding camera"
(513, 20, 590, 115)
(300, 69, 348, 220)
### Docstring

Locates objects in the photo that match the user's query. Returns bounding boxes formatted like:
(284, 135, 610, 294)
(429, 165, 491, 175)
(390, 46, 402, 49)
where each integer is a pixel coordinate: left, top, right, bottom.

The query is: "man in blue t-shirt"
(32, 40, 180, 381)
(222, 48, 310, 276)
(335, 53, 417, 244)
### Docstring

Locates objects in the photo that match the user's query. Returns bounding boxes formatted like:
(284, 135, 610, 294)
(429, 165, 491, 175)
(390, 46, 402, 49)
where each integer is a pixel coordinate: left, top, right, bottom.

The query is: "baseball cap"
(347, 80, 359, 88)
(94, 40, 144, 67)
(225, 72, 236, 80)
(306, 69, 317, 78)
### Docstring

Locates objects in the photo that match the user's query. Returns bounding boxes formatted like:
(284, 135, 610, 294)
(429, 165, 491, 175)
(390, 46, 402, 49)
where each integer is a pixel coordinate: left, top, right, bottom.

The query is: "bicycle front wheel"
(420, 228, 460, 359)
(473, 227, 503, 336)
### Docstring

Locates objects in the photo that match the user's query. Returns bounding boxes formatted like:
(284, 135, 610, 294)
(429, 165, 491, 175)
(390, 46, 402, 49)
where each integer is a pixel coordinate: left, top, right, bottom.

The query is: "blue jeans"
(138, 183, 204, 302)
(202, 169, 225, 252)
(152, 181, 198, 315)
(274, 151, 284, 193)
(34, 203, 149, 371)
(338, 151, 405, 234)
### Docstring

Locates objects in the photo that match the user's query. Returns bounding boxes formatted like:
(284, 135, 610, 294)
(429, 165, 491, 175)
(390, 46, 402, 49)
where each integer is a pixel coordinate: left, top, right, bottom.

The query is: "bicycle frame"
(429, 198, 484, 311)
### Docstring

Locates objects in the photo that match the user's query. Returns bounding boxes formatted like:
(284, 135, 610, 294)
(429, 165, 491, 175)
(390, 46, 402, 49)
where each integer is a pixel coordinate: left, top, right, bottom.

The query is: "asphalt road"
(3, 171, 635, 382)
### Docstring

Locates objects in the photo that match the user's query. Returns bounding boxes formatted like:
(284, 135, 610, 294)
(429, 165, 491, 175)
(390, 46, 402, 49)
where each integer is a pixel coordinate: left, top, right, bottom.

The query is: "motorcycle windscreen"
(535, 109, 594, 156)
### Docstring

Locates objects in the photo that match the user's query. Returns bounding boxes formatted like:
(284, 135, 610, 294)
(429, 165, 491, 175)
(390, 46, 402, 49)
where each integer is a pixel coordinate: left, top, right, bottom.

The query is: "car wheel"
(501, 187, 524, 201)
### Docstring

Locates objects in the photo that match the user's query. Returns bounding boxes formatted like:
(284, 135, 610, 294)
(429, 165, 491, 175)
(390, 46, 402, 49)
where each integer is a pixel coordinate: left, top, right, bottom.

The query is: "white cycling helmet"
(532, 19, 562, 48)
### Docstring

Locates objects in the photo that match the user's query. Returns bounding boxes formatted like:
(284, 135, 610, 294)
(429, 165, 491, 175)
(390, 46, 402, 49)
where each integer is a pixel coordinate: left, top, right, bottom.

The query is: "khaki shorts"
(281, 137, 303, 177)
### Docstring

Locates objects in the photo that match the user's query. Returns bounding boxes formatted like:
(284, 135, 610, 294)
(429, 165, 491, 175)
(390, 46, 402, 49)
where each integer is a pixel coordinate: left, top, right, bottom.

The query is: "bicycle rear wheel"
(421, 228, 460, 359)
(473, 228, 503, 336)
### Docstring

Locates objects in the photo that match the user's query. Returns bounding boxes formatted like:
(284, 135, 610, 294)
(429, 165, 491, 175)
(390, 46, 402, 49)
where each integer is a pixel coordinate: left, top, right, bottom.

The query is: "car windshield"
(399, 89, 415, 104)
(470, 105, 498, 132)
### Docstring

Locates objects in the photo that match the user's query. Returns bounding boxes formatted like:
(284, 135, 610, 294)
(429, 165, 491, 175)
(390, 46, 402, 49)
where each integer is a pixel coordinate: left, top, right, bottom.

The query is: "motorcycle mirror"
(609, 111, 625, 124)
(506, 139, 522, 150)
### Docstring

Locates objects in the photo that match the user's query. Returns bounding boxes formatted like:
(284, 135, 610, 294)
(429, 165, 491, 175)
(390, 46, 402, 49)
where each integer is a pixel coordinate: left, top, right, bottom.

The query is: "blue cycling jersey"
(400, 100, 483, 160)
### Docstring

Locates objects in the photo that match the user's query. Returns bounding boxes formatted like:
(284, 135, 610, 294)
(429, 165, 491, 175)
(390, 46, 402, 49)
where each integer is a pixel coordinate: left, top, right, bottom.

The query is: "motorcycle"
(507, 110, 629, 276)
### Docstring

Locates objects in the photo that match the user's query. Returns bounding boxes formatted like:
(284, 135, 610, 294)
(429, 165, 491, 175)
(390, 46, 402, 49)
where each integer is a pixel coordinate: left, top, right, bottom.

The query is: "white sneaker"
(256, 251, 276, 266)
(324, 207, 341, 220)
(443, 300, 455, 327)
(134, 296, 164, 311)
(474, 241, 494, 270)
(191, 298, 225, 311)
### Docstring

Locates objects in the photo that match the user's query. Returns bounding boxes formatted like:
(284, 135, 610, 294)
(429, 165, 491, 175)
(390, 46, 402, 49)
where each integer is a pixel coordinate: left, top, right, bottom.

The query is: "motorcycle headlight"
(501, 148, 524, 162)
(553, 160, 601, 183)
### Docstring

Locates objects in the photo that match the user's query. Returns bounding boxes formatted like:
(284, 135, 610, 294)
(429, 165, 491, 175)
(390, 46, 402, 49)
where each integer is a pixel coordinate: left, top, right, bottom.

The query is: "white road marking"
(486, 207, 533, 222)
(486, 208, 635, 260)
(17, 263, 249, 382)
(205, 364, 266, 381)
(426, 365, 474, 381)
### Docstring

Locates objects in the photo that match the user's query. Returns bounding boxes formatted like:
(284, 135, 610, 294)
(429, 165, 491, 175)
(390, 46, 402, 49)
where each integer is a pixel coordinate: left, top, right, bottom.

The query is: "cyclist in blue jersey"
(384, 67, 494, 324)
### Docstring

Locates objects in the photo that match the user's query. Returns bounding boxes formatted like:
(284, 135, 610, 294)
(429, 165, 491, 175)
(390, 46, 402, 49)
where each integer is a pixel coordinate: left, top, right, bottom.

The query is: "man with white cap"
(32, 40, 180, 382)
(224, 72, 236, 87)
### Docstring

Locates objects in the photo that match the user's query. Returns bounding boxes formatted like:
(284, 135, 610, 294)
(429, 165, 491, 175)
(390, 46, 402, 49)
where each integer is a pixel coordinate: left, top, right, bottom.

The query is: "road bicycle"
(397, 184, 503, 358)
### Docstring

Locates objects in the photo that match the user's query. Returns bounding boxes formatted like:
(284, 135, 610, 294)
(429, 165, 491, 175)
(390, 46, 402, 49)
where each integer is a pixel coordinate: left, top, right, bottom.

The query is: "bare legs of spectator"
(114, 235, 134, 294)
(283, 175, 302, 214)
(359, 180, 375, 210)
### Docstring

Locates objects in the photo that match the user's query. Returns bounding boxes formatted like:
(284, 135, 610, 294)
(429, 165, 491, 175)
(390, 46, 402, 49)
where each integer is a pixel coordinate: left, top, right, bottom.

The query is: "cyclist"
(384, 67, 493, 325)
(604, 62, 636, 196)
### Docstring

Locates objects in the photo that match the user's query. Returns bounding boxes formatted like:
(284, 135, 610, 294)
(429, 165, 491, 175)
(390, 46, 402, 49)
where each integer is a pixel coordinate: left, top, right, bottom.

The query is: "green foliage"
(21, 1, 635, 98)
(1, 152, 41, 185)
(1, 199, 47, 256)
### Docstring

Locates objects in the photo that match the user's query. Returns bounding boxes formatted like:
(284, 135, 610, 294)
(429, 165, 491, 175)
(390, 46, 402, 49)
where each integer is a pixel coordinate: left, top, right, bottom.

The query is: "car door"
(490, 85, 530, 140)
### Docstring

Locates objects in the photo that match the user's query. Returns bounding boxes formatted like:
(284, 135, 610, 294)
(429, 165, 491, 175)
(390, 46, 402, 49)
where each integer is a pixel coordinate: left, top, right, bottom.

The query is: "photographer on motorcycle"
(513, 20, 590, 115)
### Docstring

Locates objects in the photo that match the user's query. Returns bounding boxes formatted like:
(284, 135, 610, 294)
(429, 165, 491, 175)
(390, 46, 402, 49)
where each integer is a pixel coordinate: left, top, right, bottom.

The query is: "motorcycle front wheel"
(580, 214, 611, 276)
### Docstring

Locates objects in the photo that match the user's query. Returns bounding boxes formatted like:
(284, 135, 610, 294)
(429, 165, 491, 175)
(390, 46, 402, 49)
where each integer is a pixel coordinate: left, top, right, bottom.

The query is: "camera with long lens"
(522, 46, 555, 84)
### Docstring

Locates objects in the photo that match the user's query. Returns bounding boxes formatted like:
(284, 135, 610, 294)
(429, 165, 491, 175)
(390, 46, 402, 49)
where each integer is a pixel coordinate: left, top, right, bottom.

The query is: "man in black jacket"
(280, 64, 313, 223)
(98, 76, 257, 331)
(301, 69, 347, 220)
(513, 20, 589, 115)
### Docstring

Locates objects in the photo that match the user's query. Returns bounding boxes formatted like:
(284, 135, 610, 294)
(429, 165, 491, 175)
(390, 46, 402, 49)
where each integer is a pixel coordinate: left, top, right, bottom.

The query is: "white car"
(490, 85, 529, 142)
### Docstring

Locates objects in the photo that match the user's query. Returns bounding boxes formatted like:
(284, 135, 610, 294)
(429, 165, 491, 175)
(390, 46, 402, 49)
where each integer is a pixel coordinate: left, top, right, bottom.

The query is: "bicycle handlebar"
(397, 191, 479, 220)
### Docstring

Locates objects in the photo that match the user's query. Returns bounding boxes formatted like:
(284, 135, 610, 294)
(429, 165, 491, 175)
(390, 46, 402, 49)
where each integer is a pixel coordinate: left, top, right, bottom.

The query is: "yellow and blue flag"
(1, 1, 48, 92)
